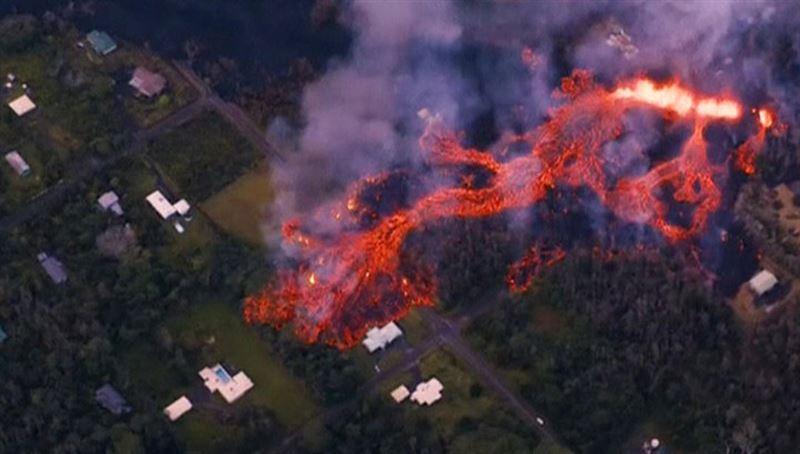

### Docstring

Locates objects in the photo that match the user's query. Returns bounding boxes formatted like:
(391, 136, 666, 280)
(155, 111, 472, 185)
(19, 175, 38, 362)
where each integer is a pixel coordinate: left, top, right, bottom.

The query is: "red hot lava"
(244, 71, 774, 349)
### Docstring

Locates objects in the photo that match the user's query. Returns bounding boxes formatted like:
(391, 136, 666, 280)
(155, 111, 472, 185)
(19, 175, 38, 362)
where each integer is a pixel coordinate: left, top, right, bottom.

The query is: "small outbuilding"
(87, 30, 117, 56)
(410, 377, 443, 406)
(37, 252, 67, 284)
(98, 191, 123, 215)
(164, 396, 192, 421)
(8, 94, 36, 116)
(0, 326, 7, 344)
(129, 67, 167, 98)
(362, 322, 403, 353)
(5, 151, 30, 176)
(199, 364, 254, 404)
(95, 384, 131, 415)
(390, 385, 410, 403)
(173, 199, 191, 217)
(749, 270, 778, 296)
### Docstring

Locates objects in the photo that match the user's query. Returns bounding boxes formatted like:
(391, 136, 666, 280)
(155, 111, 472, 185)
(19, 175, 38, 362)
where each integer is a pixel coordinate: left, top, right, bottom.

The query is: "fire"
(245, 71, 771, 349)
(612, 78, 741, 121)
(758, 108, 774, 129)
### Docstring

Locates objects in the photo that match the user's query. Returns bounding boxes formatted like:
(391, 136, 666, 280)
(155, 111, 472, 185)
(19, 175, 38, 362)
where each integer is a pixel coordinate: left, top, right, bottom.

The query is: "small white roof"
(146, 190, 176, 219)
(390, 385, 410, 403)
(5, 151, 30, 175)
(98, 191, 119, 208)
(362, 321, 403, 353)
(199, 364, 254, 403)
(8, 94, 36, 116)
(174, 199, 191, 216)
(164, 396, 192, 421)
(410, 377, 443, 406)
(749, 270, 778, 296)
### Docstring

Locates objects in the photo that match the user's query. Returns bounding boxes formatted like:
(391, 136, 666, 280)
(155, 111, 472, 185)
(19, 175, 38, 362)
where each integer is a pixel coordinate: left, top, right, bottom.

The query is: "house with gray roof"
(37, 252, 67, 284)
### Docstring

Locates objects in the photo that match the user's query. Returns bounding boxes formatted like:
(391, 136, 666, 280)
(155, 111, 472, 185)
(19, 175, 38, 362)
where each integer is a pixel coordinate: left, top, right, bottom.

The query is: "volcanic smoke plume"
(249, 0, 791, 349)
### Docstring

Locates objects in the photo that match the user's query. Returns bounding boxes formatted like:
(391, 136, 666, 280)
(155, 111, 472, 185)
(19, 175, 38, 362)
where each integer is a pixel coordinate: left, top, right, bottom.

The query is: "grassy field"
(169, 301, 319, 429)
(147, 111, 261, 202)
(201, 162, 273, 245)
(397, 308, 430, 346)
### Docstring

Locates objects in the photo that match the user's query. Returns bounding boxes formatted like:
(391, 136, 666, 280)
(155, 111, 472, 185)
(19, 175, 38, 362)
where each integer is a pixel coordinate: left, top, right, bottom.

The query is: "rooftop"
(5, 151, 30, 176)
(199, 364, 254, 403)
(164, 396, 192, 421)
(410, 377, 443, 406)
(95, 384, 131, 415)
(390, 385, 410, 403)
(749, 269, 778, 296)
(362, 321, 403, 353)
(8, 94, 36, 116)
(146, 190, 177, 219)
(0, 326, 7, 344)
(87, 30, 117, 55)
(129, 67, 167, 98)
(37, 252, 67, 284)
(98, 191, 123, 215)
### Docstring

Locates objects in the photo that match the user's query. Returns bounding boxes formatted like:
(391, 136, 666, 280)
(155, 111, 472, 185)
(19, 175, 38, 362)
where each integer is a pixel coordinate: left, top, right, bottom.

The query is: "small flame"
(308, 273, 316, 286)
(758, 108, 774, 129)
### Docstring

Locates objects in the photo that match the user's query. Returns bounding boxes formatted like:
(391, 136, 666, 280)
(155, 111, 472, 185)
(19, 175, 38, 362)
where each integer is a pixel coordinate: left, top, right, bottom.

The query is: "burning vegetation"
(245, 71, 776, 349)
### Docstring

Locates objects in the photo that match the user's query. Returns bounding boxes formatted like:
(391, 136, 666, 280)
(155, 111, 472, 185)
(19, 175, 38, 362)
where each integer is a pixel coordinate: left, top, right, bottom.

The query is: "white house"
(390, 385, 410, 403)
(410, 378, 443, 406)
(98, 191, 123, 215)
(198, 364, 254, 403)
(8, 94, 36, 116)
(749, 270, 778, 296)
(164, 396, 192, 421)
(174, 199, 191, 217)
(362, 322, 403, 353)
(146, 190, 177, 219)
(4, 151, 30, 176)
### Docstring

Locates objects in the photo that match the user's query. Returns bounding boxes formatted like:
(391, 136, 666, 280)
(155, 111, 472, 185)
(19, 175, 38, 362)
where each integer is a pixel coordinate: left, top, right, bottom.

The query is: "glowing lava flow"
(245, 73, 772, 349)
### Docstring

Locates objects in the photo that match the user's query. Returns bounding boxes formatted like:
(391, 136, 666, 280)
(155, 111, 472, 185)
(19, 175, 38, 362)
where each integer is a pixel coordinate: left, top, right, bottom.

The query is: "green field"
(201, 163, 273, 245)
(170, 301, 319, 428)
(147, 111, 261, 202)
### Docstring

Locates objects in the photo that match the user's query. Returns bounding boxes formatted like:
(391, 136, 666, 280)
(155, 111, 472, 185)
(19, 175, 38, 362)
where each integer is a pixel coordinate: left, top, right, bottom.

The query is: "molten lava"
(245, 72, 771, 349)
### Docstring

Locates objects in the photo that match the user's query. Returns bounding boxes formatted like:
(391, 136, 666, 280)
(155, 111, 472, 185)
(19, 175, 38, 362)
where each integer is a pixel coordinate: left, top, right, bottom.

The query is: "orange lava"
(245, 72, 770, 349)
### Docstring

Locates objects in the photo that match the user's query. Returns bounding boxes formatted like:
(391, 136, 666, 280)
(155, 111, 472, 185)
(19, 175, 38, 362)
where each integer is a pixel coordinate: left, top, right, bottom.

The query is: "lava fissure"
(245, 72, 773, 349)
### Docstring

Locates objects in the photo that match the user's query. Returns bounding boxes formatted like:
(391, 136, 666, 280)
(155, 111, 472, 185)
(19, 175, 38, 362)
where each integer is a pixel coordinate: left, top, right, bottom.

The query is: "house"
(98, 191, 123, 215)
(146, 190, 177, 219)
(362, 321, 403, 353)
(87, 30, 117, 55)
(390, 385, 410, 403)
(8, 94, 36, 116)
(129, 67, 167, 98)
(95, 384, 131, 415)
(37, 252, 67, 284)
(4, 151, 30, 176)
(749, 270, 778, 296)
(198, 364, 254, 403)
(410, 378, 443, 406)
(174, 199, 191, 217)
(0, 325, 7, 344)
(164, 396, 192, 421)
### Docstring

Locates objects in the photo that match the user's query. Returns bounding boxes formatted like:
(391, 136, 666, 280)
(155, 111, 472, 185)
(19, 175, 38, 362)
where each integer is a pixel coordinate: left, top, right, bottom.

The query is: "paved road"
(172, 61, 285, 162)
(419, 307, 560, 443)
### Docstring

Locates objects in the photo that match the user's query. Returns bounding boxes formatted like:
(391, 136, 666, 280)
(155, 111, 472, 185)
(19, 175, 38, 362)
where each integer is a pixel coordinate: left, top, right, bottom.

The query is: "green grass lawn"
(397, 308, 430, 346)
(169, 301, 319, 428)
(201, 162, 273, 246)
(147, 111, 261, 201)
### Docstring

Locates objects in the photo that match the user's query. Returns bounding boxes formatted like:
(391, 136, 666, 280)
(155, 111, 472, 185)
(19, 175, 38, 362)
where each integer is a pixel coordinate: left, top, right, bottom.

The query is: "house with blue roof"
(86, 30, 117, 56)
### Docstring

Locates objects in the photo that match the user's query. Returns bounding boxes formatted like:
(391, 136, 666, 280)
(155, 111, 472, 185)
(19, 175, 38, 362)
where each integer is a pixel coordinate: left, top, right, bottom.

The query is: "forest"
(468, 250, 800, 453)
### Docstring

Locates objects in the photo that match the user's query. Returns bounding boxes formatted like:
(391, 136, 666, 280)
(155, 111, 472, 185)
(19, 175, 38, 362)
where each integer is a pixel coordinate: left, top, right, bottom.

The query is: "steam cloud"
(266, 0, 796, 253)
